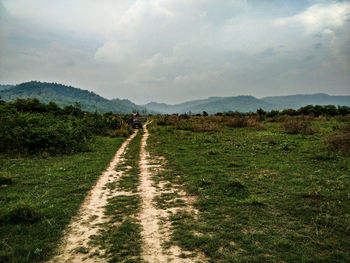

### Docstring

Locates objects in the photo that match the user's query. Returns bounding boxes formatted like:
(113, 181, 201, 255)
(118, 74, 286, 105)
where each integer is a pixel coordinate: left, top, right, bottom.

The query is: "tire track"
(139, 123, 205, 263)
(49, 130, 138, 263)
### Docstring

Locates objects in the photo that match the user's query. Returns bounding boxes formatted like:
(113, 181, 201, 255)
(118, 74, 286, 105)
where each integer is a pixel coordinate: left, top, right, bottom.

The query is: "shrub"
(223, 115, 265, 129)
(246, 116, 265, 130)
(324, 125, 350, 154)
(109, 126, 133, 137)
(0, 99, 133, 155)
(281, 116, 316, 135)
(0, 112, 94, 154)
(190, 123, 221, 132)
(224, 116, 248, 127)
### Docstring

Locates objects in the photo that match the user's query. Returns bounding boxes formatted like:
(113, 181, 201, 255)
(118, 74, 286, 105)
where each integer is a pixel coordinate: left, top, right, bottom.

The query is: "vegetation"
(0, 98, 132, 155)
(0, 98, 138, 262)
(1, 92, 349, 262)
(147, 114, 350, 262)
(95, 131, 143, 263)
(0, 136, 126, 263)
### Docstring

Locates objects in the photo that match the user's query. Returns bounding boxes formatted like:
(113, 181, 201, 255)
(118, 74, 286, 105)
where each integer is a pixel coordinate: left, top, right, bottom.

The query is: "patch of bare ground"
(48, 130, 138, 263)
(139, 124, 206, 263)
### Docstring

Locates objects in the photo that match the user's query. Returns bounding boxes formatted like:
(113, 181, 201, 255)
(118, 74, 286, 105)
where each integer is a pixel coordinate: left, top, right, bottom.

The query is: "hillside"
(145, 96, 276, 114)
(0, 81, 145, 114)
(2, 81, 350, 114)
(0, 84, 13, 91)
(262, 93, 350, 109)
(146, 93, 350, 114)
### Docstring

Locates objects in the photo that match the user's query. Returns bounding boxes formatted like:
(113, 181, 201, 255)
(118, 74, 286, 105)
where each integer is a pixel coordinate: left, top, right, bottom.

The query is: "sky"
(0, 0, 349, 104)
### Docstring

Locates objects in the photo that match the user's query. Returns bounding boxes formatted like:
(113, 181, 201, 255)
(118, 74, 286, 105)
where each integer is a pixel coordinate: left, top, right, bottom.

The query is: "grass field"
(0, 136, 126, 263)
(147, 117, 350, 262)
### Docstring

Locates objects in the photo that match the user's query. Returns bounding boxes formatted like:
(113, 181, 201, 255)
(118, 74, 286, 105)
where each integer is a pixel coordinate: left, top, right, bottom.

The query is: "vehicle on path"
(131, 113, 142, 128)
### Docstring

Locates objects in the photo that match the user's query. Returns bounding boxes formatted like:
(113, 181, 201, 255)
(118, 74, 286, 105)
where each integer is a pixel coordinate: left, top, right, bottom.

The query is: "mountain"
(145, 96, 276, 114)
(145, 93, 350, 114)
(0, 84, 14, 91)
(0, 81, 144, 114)
(261, 93, 350, 109)
(1, 81, 349, 114)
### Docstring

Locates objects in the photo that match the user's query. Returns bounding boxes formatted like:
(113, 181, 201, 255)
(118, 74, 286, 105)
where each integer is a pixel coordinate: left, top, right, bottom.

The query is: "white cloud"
(275, 2, 350, 34)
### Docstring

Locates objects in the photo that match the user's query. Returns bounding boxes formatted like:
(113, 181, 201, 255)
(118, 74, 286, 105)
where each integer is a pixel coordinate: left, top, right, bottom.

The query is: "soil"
(139, 123, 205, 263)
(48, 130, 138, 263)
(49, 124, 205, 263)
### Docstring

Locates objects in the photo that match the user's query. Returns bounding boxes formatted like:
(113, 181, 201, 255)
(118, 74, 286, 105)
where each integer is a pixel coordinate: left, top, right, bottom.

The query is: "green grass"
(0, 136, 126, 263)
(118, 131, 143, 192)
(95, 131, 143, 263)
(148, 118, 350, 263)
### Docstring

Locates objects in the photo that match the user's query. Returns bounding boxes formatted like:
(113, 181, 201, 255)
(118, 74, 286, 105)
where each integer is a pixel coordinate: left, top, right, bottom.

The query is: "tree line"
(0, 98, 133, 155)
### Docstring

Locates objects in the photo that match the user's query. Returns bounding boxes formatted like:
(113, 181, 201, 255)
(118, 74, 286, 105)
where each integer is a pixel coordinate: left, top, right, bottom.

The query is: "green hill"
(0, 81, 145, 114)
(0, 84, 13, 91)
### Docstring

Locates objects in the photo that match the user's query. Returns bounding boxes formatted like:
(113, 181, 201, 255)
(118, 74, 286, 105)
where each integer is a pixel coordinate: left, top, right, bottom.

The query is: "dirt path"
(139, 123, 205, 263)
(49, 130, 138, 263)
(49, 124, 204, 263)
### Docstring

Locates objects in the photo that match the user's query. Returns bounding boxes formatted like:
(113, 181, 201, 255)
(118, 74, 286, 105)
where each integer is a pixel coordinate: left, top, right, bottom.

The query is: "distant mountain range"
(144, 93, 350, 114)
(144, 96, 276, 114)
(262, 94, 350, 110)
(1, 81, 349, 114)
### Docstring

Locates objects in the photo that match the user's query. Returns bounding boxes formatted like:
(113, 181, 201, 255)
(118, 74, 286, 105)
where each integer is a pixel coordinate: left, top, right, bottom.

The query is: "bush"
(0, 99, 133, 155)
(281, 116, 316, 135)
(108, 126, 133, 137)
(224, 116, 248, 127)
(246, 116, 265, 130)
(190, 123, 221, 132)
(223, 115, 264, 129)
(324, 125, 350, 154)
(0, 112, 94, 154)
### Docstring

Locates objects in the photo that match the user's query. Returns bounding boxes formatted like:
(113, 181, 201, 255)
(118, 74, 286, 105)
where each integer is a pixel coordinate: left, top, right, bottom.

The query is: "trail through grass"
(0, 136, 126, 263)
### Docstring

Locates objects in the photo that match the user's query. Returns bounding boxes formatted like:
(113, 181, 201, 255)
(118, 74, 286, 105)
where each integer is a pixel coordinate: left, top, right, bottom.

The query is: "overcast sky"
(0, 0, 349, 104)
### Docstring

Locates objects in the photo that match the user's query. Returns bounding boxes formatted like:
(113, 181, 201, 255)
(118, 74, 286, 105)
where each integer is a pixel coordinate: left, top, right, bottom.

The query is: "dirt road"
(49, 130, 138, 263)
(49, 123, 204, 263)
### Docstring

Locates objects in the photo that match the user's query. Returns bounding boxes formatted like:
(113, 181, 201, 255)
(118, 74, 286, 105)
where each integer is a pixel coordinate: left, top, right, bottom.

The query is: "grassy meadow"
(0, 99, 134, 262)
(148, 115, 350, 262)
(1, 97, 349, 263)
(0, 137, 126, 263)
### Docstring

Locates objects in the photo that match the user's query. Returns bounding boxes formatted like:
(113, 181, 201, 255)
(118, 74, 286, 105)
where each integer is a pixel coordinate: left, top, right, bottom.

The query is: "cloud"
(0, 0, 349, 103)
(275, 2, 350, 34)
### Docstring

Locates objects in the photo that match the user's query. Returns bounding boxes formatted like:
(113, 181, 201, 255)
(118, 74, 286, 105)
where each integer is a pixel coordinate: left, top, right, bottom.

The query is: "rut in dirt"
(48, 130, 138, 263)
(49, 123, 204, 263)
(139, 123, 205, 263)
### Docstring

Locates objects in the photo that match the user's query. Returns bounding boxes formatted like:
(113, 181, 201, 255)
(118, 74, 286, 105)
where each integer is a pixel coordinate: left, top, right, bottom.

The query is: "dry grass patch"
(190, 122, 222, 132)
(325, 124, 350, 154)
(281, 116, 316, 135)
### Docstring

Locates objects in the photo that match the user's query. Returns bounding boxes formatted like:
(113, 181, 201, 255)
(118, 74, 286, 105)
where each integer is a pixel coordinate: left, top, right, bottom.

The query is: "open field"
(147, 116, 350, 262)
(0, 136, 126, 263)
(1, 110, 349, 263)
